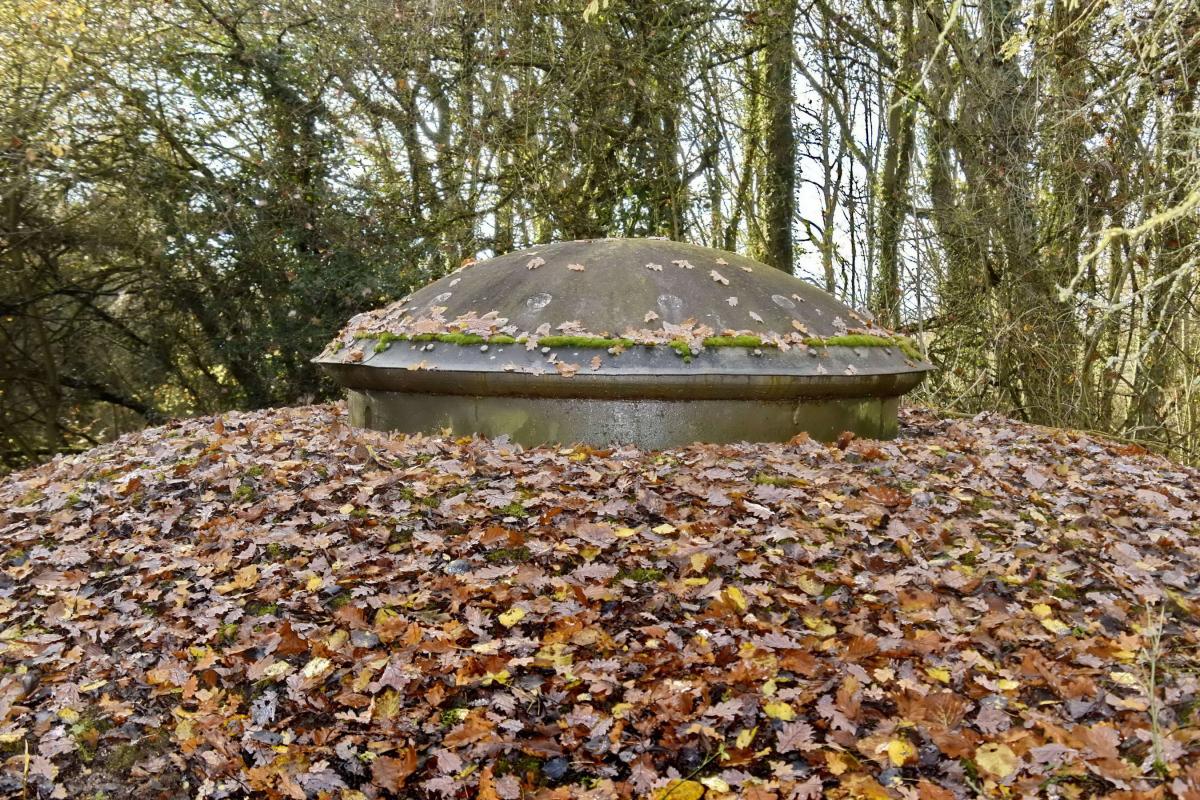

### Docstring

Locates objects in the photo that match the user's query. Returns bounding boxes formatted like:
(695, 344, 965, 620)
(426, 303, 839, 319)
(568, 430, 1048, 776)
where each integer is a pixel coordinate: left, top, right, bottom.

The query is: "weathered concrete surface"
(348, 390, 900, 449)
(318, 238, 931, 447)
(327, 335, 924, 387)
(391, 238, 866, 337)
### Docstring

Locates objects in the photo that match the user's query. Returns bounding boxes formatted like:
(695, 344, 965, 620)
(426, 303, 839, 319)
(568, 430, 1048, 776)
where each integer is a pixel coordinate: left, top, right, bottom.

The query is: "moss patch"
(538, 335, 635, 349)
(616, 567, 665, 583)
(70, 712, 114, 763)
(801, 333, 923, 360)
(348, 328, 926, 362)
(499, 501, 528, 518)
(484, 546, 531, 564)
(704, 334, 764, 348)
(348, 330, 923, 361)
(752, 472, 807, 488)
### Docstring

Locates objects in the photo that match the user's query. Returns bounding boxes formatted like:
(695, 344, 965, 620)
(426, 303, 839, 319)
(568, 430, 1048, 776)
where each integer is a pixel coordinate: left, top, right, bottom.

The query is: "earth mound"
(1, 405, 1199, 799)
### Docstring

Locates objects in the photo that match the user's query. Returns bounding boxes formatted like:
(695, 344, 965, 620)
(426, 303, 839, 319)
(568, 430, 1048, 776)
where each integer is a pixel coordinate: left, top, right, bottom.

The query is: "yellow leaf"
(690, 553, 709, 573)
(926, 667, 951, 684)
(1031, 603, 1053, 619)
(0, 728, 25, 744)
(352, 663, 379, 692)
(975, 743, 1018, 778)
(306, 574, 324, 591)
(373, 688, 402, 721)
(1109, 671, 1139, 687)
(216, 564, 260, 594)
(652, 523, 676, 535)
(802, 616, 836, 638)
(57, 708, 80, 724)
(79, 680, 106, 692)
(261, 661, 292, 681)
(700, 775, 730, 793)
(1039, 617, 1070, 634)
(735, 726, 757, 749)
(481, 670, 510, 686)
(654, 780, 704, 800)
(764, 701, 795, 721)
(725, 586, 748, 612)
(844, 775, 892, 799)
(997, 679, 1020, 691)
(534, 642, 573, 669)
(795, 574, 824, 596)
(884, 738, 916, 766)
(498, 607, 526, 628)
(825, 750, 849, 775)
(614, 527, 638, 538)
(339, 503, 355, 514)
(301, 656, 332, 680)
(174, 716, 195, 742)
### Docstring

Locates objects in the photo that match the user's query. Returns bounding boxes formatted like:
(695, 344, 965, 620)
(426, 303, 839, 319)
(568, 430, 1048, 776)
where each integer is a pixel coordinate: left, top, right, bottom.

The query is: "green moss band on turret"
(801, 334, 925, 362)
(359, 331, 522, 352)
(537, 335, 637, 349)
(352, 330, 923, 360)
(703, 335, 764, 348)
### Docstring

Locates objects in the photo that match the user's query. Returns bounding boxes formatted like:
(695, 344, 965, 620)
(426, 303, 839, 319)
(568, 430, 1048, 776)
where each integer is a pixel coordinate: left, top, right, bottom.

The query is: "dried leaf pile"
(2, 405, 1200, 799)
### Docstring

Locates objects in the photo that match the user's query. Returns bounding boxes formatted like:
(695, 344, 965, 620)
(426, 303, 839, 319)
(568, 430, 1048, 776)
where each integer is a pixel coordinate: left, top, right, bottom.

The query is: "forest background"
(2, 0, 1197, 470)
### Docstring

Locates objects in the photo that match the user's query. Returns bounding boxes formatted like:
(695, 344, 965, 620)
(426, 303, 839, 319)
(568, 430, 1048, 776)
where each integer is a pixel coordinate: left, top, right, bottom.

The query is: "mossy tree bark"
(871, 0, 916, 329)
(760, 0, 797, 273)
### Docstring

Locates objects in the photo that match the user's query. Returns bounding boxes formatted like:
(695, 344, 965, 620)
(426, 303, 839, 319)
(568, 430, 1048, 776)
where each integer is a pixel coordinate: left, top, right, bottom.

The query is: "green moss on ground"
(484, 546, 532, 564)
(70, 712, 114, 763)
(499, 501, 528, 518)
(752, 472, 807, 487)
(616, 567, 665, 583)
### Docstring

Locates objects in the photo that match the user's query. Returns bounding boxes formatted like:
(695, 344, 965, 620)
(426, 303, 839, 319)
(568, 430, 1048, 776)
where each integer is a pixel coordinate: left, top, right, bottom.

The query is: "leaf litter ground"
(1, 405, 1199, 799)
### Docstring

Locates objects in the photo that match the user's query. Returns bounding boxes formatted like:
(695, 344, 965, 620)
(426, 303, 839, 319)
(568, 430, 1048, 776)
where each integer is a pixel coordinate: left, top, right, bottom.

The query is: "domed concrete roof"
(316, 238, 930, 447)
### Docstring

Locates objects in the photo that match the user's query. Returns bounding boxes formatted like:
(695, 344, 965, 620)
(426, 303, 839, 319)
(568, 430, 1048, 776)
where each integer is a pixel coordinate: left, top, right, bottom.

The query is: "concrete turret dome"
(316, 238, 930, 448)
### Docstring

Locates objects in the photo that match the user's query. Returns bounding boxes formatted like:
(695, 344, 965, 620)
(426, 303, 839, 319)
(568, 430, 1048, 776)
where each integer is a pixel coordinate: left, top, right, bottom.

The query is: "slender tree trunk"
(761, 0, 797, 272)
(872, 0, 915, 327)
